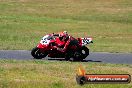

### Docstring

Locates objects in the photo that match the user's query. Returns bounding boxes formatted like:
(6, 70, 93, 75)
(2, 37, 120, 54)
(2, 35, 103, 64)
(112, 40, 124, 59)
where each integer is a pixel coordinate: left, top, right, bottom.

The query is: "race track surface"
(0, 50, 132, 64)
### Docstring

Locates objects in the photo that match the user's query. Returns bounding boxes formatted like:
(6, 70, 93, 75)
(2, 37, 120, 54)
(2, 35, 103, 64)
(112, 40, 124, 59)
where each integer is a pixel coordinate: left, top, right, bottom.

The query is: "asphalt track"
(0, 50, 132, 64)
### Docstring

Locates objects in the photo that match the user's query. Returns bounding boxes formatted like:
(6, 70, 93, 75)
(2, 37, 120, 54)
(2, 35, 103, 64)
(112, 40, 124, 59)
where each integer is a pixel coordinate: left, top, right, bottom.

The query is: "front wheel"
(31, 47, 47, 59)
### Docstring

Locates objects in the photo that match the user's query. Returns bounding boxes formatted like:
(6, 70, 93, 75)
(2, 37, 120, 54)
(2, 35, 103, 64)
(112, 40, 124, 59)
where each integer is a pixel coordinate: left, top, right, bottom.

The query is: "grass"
(0, 1, 131, 88)
(0, 59, 132, 88)
(0, 0, 132, 52)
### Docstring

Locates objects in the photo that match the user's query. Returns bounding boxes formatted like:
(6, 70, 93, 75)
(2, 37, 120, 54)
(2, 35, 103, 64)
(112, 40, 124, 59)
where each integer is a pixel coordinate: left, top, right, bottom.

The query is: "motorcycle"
(31, 34, 93, 61)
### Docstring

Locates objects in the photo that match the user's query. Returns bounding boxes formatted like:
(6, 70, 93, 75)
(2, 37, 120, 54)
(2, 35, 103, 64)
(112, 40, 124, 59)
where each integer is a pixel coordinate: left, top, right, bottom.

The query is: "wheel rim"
(81, 47, 89, 59)
(82, 50, 86, 55)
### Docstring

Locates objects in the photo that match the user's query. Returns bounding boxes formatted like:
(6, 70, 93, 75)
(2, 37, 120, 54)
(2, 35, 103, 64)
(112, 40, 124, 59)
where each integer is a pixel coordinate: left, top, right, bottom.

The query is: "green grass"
(0, 1, 132, 88)
(0, 59, 131, 88)
(0, 0, 132, 52)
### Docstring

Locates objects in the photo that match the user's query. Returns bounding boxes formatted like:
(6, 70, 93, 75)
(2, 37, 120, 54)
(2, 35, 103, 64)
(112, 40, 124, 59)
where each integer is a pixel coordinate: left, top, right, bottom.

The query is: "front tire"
(31, 47, 47, 59)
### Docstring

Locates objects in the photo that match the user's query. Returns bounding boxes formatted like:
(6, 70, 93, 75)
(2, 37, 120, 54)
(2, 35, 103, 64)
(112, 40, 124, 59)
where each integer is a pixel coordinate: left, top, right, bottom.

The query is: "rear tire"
(65, 51, 72, 61)
(80, 46, 89, 59)
(73, 52, 82, 61)
(31, 47, 47, 59)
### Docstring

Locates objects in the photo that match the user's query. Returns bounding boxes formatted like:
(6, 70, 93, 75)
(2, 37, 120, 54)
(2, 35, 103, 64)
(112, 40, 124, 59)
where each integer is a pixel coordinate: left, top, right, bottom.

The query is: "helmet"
(63, 31, 68, 35)
(59, 32, 66, 41)
(59, 31, 69, 41)
(59, 32, 66, 37)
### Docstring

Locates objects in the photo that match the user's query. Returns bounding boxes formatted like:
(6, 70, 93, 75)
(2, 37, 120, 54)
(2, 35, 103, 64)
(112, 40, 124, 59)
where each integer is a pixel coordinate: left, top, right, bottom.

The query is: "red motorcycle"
(31, 34, 93, 61)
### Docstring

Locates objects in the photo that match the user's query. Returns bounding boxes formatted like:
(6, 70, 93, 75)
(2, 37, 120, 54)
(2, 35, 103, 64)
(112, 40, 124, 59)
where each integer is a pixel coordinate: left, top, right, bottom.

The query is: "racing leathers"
(54, 35, 78, 52)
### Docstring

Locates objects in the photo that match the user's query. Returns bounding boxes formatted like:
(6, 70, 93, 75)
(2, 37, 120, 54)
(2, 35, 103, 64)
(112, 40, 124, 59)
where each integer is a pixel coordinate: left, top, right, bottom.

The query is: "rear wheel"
(80, 46, 89, 59)
(65, 51, 85, 61)
(31, 47, 47, 59)
(72, 52, 82, 61)
(65, 51, 72, 61)
(64, 46, 89, 61)
(72, 46, 89, 61)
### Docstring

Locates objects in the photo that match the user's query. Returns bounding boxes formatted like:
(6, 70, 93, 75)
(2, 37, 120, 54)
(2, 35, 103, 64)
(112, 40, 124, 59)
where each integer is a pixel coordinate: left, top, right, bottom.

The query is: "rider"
(54, 31, 78, 52)
(52, 31, 70, 52)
